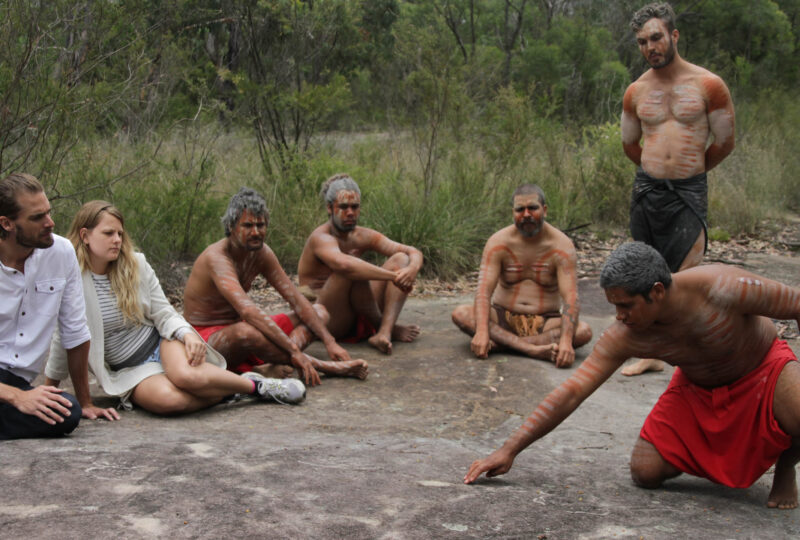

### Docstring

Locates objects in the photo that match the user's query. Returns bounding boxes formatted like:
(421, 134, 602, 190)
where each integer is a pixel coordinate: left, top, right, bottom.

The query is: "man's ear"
(326, 203, 333, 216)
(650, 281, 666, 302)
(0, 216, 13, 234)
(671, 29, 679, 45)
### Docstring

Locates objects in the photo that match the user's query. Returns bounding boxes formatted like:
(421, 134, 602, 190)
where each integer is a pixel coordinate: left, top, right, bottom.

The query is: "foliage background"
(1, 0, 798, 277)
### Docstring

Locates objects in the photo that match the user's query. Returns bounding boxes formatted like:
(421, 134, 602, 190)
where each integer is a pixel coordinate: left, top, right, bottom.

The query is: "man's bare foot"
(330, 359, 369, 380)
(767, 462, 799, 509)
(368, 334, 392, 355)
(392, 324, 420, 343)
(621, 358, 664, 376)
(251, 363, 295, 379)
(525, 343, 558, 362)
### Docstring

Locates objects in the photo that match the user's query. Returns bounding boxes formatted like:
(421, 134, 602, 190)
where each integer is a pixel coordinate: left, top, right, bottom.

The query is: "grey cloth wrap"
(629, 168, 708, 272)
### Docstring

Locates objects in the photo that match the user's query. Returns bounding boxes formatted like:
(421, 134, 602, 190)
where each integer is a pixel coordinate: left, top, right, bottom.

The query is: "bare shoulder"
(195, 239, 228, 267)
(544, 224, 577, 254)
(483, 225, 516, 254)
(593, 322, 636, 363)
(623, 79, 646, 110)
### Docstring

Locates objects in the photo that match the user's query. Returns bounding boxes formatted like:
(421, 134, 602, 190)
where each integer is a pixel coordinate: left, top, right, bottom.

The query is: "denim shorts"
(142, 342, 162, 365)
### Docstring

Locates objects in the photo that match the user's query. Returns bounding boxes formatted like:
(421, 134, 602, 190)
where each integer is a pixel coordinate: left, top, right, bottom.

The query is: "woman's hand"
(183, 333, 206, 367)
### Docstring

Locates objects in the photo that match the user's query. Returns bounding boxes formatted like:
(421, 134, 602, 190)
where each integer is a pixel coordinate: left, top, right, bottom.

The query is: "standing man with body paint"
(465, 242, 800, 510)
(297, 174, 423, 355)
(620, 2, 735, 376)
(183, 188, 368, 389)
(451, 184, 592, 367)
(1, 173, 118, 440)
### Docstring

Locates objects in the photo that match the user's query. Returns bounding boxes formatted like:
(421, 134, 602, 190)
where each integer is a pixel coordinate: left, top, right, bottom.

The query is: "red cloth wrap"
(641, 338, 795, 488)
(339, 314, 377, 344)
(192, 313, 295, 373)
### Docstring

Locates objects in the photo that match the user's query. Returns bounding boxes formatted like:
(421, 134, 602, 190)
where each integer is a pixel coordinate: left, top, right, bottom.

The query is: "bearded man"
(619, 2, 735, 375)
(451, 184, 592, 367)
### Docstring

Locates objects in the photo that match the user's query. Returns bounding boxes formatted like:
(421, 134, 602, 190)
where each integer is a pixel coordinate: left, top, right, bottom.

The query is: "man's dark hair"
(600, 241, 672, 302)
(0, 173, 44, 239)
(512, 184, 546, 206)
(630, 2, 677, 33)
(221, 187, 269, 237)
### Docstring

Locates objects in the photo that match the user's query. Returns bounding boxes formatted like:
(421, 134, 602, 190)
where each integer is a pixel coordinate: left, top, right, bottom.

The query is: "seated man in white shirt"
(0, 173, 118, 440)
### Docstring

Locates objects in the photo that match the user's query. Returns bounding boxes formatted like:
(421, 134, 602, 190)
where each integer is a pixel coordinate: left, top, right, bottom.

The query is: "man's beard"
(15, 224, 54, 249)
(516, 219, 542, 238)
(649, 40, 676, 69)
(332, 216, 356, 233)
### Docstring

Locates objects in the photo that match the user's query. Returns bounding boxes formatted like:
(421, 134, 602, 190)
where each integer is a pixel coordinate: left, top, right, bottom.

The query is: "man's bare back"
(452, 187, 592, 367)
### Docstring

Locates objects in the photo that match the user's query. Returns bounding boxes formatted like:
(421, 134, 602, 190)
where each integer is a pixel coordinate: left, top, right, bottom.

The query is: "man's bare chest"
(637, 84, 707, 125)
(501, 258, 557, 287)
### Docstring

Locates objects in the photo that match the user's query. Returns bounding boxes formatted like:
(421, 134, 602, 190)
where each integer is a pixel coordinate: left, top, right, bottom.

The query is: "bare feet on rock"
(621, 358, 664, 376)
(331, 358, 369, 380)
(368, 334, 392, 355)
(527, 343, 558, 362)
(252, 363, 295, 379)
(768, 461, 799, 509)
(392, 324, 420, 342)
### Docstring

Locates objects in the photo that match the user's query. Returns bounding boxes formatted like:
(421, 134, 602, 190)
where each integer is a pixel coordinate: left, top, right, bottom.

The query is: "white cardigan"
(45, 253, 225, 408)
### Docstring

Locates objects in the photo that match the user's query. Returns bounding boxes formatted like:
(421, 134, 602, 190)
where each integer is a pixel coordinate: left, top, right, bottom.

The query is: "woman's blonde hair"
(67, 200, 143, 323)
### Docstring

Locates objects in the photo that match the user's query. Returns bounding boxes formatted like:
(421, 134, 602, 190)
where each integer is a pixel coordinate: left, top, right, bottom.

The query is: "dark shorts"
(640, 339, 794, 488)
(630, 169, 708, 272)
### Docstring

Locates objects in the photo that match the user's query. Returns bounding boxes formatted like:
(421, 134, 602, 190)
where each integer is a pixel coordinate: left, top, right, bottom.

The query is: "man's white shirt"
(0, 234, 90, 382)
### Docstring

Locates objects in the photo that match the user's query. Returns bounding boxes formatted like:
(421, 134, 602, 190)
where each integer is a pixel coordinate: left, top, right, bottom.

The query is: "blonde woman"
(45, 201, 305, 414)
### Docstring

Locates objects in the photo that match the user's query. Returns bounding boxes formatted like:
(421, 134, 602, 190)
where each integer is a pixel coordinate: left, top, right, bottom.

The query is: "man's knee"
(57, 392, 82, 436)
(451, 305, 474, 332)
(629, 438, 678, 488)
(574, 323, 593, 347)
(384, 252, 410, 270)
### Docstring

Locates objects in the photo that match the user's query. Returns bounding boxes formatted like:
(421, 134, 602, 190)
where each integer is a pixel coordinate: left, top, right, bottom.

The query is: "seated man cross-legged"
(298, 174, 423, 355)
(451, 184, 592, 367)
(183, 188, 368, 388)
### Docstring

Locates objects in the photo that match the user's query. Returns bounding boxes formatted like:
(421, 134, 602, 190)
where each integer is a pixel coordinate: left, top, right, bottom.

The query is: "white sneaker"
(240, 372, 306, 404)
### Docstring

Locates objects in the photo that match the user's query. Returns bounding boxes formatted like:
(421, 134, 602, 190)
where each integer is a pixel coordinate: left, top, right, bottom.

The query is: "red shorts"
(641, 338, 795, 488)
(339, 314, 377, 344)
(192, 314, 295, 373)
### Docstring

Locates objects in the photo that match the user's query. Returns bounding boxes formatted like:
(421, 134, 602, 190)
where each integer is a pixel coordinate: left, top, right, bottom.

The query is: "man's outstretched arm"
(464, 327, 628, 483)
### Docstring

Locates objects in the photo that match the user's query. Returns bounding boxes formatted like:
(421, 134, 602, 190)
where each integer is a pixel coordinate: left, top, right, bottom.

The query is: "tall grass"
(37, 89, 800, 278)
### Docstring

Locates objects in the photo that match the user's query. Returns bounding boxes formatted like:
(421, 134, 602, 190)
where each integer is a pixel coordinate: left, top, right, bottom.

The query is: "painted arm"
(703, 76, 735, 171)
(464, 326, 628, 483)
(554, 248, 579, 368)
(312, 233, 397, 283)
(371, 232, 424, 290)
(712, 267, 800, 326)
(264, 252, 352, 364)
(621, 84, 643, 165)
(471, 241, 503, 359)
(208, 249, 320, 385)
